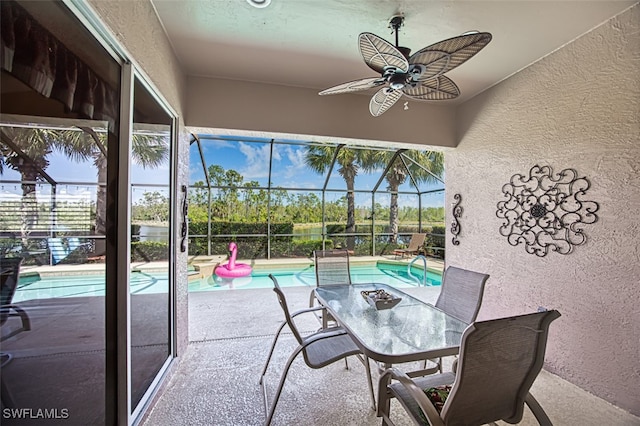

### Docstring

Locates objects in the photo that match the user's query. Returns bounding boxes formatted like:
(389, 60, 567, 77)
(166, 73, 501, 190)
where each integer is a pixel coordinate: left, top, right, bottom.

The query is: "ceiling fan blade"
(408, 32, 492, 81)
(369, 87, 402, 117)
(319, 77, 385, 96)
(403, 76, 460, 100)
(359, 32, 409, 74)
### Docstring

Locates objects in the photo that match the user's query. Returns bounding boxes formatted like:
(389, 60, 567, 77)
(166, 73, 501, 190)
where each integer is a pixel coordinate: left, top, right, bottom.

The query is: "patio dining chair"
(393, 233, 427, 259)
(309, 249, 352, 329)
(420, 266, 490, 375)
(378, 309, 561, 426)
(260, 274, 375, 425)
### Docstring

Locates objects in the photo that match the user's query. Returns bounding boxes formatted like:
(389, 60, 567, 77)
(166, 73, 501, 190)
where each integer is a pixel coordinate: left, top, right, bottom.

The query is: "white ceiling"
(151, 0, 635, 105)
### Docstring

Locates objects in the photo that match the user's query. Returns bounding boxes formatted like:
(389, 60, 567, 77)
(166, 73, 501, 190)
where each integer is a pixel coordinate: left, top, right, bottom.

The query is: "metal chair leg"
(363, 355, 376, 410)
(262, 345, 304, 426)
(525, 393, 553, 426)
(1, 353, 16, 408)
(259, 319, 289, 383)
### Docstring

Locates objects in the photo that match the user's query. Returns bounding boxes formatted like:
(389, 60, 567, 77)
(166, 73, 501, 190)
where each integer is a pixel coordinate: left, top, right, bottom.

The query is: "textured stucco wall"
(449, 4, 639, 415)
(186, 77, 457, 148)
(87, 0, 190, 355)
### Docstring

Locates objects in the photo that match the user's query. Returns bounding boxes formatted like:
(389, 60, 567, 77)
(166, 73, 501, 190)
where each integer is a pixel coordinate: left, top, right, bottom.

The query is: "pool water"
(14, 271, 166, 302)
(189, 262, 441, 292)
(15, 262, 440, 301)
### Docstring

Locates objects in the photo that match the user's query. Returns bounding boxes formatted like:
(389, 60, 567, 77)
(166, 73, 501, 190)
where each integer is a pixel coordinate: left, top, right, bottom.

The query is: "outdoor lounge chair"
(309, 249, 352, 328)
(393, 233, 426, 258)
(378, 309, 561, 426)
(421, 266, 490, 374)
(1, 256, 31, 408)
(1, 257, 30, 341)
(47, 237, 90, 265)
(260, 274, 375, 425)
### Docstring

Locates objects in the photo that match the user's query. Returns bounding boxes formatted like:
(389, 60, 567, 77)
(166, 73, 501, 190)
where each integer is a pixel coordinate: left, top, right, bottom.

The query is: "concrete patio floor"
(140, 284, 640, 426)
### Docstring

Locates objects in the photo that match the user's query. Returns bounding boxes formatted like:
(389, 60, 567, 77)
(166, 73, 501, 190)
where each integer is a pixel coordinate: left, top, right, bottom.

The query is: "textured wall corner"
(449, 3, 639, 416)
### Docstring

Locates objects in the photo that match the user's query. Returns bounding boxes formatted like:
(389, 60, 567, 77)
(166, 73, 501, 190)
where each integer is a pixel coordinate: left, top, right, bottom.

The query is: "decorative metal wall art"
(496, 165, 599, 257)
(180, 185, 188, 253)
(451, 193, 462, 245)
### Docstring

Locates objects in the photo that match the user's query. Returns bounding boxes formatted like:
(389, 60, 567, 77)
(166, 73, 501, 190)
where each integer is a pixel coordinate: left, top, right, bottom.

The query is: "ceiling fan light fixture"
(246, 0, 271, 9)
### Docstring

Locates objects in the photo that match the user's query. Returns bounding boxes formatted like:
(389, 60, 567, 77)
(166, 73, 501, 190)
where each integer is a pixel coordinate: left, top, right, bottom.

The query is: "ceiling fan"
(319, 15, 492, 117)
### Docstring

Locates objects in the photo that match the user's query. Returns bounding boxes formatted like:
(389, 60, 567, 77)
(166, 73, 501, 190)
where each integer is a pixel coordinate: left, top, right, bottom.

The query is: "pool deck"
(139, 281, 640, 426)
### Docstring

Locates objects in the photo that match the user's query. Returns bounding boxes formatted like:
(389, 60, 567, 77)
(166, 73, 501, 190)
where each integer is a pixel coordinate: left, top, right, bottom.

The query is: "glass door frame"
(63, 1, 179, 424)
(127, 67, 179, 423)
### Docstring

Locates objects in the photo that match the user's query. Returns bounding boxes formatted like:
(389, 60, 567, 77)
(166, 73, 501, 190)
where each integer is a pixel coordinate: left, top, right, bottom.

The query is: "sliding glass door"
(0, 1, 177, 423)
(129, 76, 174, 416)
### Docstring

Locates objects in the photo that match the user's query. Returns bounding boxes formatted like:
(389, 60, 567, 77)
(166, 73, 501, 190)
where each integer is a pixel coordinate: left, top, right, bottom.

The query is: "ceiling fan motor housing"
(388, 72, 407, 90)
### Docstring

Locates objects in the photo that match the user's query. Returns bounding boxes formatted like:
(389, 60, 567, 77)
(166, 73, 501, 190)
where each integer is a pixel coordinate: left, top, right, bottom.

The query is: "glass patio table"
(314, 283, 469, 365)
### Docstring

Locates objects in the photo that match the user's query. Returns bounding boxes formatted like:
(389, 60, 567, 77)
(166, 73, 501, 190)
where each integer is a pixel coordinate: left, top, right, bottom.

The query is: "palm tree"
(366, 150, 444, 243)
(81, 127, 168, 236)
(1, 125, 168, 250)
(304, 145, 373, 250)
(1, 127, 95, 248)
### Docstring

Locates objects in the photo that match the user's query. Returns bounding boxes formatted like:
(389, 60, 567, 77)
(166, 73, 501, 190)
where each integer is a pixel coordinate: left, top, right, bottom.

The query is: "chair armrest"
(406, 364, 441, 378)
(290, 305, 324, 319)
(302, 326, 349, 345)
(2, 304, 31, 331)
(381, 367, 446, 426)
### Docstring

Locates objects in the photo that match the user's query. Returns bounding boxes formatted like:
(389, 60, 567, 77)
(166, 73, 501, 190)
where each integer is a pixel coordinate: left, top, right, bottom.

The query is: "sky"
(0, 136, 444, 207)
(0, 151, 170, 204)
(190, 137, 445, 197)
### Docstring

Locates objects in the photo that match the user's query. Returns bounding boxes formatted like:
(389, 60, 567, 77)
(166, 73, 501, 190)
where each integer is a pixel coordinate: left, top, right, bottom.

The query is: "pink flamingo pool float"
(215, 242, 253, 278)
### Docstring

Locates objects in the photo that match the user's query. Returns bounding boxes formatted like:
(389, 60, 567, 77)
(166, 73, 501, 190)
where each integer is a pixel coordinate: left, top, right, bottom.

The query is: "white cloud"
(282, 146, 307, 178)
(238, 142, 276, 179)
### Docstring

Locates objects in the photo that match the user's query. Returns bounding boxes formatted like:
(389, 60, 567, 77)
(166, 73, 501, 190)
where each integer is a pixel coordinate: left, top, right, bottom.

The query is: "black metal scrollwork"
(180, 185, 188, 253)
(496, 165, 599, 257)
(451, 193, 462, 245)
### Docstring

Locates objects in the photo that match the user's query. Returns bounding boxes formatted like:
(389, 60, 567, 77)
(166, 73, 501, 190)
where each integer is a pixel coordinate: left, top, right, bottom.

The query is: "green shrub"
(187, 220, 294, 258)
(290, 239, 327, 257)
(426, 226, 446, 258)
(131, 241, 169, 262)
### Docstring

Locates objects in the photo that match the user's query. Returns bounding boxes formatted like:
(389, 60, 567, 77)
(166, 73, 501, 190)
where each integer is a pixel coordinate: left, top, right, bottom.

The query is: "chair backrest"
(48, 237, 69, 265)
(435, 266, 489, 324)
(1, 257, 23, 325)
(313, 249, 352, 286)
(406, 233, 426, 251)
(441, 310, 561, 425)
(67, 237, 80, 252)
(268, 274, 305, 345)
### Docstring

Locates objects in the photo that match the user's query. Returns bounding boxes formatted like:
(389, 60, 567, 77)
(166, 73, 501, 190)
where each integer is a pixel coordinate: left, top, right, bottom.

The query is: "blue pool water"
(14, 271, 166, 302)
(15, 262, 440, 301)
(189, 262, 441, 292)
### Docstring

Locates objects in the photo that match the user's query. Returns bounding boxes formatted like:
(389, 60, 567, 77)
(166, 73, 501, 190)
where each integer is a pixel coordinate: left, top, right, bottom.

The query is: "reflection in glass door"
(1, 1, 177, 423)
(0, 1, 120, 424)
(129, 77, 173, 413)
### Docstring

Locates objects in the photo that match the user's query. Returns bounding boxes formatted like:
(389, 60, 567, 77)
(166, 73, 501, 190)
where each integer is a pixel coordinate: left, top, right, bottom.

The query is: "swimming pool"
(189, 262, 441, 292)
(14, 270, 167, 302)
(14, 262, 440, 301)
